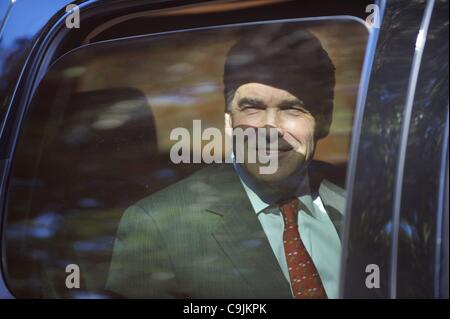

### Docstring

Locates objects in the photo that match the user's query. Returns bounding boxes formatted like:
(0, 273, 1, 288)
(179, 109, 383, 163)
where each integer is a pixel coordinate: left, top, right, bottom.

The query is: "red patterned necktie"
(279, 197, 327, 299)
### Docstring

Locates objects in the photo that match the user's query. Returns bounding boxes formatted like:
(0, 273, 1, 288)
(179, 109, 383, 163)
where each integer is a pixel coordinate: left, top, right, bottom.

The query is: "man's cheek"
(295, 137, 315, 159)
(281, 132, 294, 145)
(283, 133, 305, 153)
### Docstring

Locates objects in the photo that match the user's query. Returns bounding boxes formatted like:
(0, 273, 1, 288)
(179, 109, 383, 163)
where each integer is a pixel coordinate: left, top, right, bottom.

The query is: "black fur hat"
(223, 23, 336, 139)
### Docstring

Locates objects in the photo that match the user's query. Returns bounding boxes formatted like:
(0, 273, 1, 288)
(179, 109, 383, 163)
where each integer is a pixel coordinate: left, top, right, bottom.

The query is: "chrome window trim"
(338, 0, 387, 299)
(435, 108, 449, 298)
(389, 0, 436, 299)
(51, 14, 369, 70)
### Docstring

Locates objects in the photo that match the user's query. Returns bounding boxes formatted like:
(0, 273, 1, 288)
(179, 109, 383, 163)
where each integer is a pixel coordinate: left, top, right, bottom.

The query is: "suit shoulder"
(130, 164, 234, 218)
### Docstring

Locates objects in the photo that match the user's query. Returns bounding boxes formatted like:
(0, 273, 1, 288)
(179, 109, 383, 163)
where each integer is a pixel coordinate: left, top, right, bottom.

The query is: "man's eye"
(284, 108, 306, 116)
(242, 106, 261, 113)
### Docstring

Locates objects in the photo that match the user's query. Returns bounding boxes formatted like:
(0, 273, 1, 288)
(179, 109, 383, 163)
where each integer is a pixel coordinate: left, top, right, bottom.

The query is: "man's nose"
(263, 110, 284, 137)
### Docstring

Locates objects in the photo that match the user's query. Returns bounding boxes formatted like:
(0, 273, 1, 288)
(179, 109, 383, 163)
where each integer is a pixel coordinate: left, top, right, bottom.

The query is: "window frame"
(0, 0, 395, 299)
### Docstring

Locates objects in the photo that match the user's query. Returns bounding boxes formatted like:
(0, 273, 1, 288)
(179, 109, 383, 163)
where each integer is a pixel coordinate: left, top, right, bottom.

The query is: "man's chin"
(237, 149, 308, 183)
(242, 162, 303, 183)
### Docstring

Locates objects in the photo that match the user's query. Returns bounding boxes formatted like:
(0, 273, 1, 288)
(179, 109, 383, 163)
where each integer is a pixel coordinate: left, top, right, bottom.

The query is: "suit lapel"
(204, 164, 292, 298)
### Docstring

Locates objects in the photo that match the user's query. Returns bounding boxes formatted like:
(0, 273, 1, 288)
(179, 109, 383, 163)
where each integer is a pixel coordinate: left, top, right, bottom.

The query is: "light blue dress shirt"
(233, 163, 342, 299)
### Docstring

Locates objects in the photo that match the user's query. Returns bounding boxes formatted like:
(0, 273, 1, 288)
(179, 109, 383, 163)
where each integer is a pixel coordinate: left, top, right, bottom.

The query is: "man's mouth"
(259, 140, 294, 153)
(255, 146, 294, 159)
(258, 147, 292, 152)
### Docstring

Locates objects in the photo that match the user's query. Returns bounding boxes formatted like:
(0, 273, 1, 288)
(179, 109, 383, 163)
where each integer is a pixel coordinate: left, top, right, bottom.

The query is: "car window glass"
(4, 19, 368, 298)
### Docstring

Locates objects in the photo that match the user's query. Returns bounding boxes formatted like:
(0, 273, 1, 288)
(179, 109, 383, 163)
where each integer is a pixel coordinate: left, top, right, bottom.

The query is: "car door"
(0, 0, 447, 299)
(340, 0, 449, 298)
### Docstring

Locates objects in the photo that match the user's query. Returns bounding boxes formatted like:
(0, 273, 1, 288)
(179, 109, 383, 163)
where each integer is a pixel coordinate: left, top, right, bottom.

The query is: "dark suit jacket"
(105, 163, 345, 298)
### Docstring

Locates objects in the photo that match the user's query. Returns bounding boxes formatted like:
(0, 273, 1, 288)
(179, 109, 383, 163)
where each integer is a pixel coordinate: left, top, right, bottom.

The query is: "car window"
(340, 0, 449, 299)
(4, 18, 368, 298)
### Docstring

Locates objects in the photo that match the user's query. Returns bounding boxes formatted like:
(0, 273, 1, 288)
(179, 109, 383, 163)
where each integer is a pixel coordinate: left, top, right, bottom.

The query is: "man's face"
(225, 82, 317, 183)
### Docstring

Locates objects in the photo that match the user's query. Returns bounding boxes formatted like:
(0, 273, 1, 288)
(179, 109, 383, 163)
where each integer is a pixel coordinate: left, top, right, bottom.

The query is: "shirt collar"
(232, 155, 319, 219)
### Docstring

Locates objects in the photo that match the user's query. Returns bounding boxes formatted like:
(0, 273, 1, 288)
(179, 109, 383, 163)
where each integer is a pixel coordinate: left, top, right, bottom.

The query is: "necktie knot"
(278, 197, 300, 226)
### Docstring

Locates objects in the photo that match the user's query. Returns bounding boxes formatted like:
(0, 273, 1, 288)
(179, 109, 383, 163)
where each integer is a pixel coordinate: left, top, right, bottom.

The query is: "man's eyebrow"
(278, 99, 306, 109)
(237, 97, 267, 108)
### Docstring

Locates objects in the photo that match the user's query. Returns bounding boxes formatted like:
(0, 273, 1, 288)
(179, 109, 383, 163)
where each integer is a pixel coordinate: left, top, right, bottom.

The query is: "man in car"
(106, 23, 344, 299)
